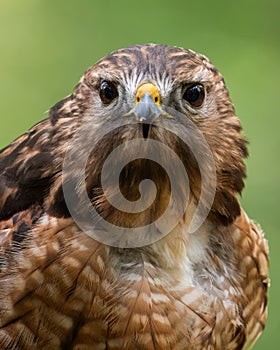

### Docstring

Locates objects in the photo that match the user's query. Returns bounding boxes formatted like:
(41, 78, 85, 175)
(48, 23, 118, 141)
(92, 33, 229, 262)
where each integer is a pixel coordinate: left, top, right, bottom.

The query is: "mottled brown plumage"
(0, 44, 268, 349)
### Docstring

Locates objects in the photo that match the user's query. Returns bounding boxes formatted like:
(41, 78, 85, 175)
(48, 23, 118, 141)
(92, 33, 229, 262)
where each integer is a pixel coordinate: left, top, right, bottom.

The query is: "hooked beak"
(133, 83, 161, 138)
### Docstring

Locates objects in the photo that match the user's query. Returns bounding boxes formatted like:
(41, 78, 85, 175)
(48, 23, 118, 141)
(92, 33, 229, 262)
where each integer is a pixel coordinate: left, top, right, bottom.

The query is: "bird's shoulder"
(232, 209, 269, 350)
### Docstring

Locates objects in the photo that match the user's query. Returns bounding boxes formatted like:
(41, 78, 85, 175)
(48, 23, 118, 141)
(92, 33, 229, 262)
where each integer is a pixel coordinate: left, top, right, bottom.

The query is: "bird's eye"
(183, 83, 205, 108)
(99, 81, 118, 104)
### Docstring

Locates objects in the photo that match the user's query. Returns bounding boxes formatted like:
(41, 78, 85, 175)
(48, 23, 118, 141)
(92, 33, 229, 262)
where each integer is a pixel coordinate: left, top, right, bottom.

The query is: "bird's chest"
(92, 248, 244, 350)
(1, 223, 245, 350)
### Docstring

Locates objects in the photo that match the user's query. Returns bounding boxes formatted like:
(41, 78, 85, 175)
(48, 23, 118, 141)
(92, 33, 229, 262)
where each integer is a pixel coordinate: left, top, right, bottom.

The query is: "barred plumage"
(0, 44, 268, 349)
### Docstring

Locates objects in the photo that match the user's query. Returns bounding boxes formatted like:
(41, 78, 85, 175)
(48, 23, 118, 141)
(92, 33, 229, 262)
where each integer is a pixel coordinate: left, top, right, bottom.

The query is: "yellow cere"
(136, 83, 161, 105)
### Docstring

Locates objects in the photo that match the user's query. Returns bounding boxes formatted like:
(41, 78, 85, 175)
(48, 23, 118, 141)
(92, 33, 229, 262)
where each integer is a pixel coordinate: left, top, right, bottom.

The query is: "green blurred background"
(0, 0, 279, 348)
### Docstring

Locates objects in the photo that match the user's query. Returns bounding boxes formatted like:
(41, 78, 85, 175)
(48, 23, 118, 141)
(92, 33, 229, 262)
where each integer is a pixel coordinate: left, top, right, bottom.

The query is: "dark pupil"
(184, 84, 204, 107)
(187, 86, 200, 102)
(100, 81, 117, 104)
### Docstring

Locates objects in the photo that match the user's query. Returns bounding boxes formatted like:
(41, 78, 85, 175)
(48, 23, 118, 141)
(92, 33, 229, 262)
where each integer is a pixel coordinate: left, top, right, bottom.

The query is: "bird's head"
(48, 44, 248, 239)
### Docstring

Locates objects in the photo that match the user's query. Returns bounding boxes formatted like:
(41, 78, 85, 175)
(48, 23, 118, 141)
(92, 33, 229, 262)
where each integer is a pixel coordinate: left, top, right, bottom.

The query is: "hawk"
(0, 44, 269, 349)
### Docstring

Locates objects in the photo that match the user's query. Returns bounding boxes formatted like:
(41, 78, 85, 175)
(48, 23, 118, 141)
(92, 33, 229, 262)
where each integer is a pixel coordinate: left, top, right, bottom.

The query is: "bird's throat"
(142, 123, 150, 139)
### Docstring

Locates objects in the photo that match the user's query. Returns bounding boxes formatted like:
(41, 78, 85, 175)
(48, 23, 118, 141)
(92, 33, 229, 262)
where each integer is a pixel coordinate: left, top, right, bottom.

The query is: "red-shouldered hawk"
(0, 44, 268, 349)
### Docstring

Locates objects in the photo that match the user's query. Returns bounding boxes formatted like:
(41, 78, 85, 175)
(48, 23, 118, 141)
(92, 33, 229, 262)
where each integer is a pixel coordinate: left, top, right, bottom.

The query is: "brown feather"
(0, 44, 268, 349)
